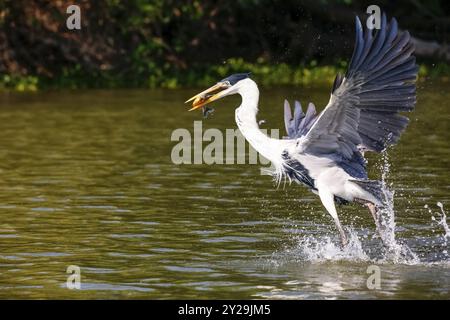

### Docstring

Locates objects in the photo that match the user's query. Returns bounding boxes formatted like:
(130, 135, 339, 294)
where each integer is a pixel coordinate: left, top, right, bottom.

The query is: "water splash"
(293, 229, 369, 262)
(436, 202, 450, 242)
(375, 151, 419, 264)
(266, 228, 370, 267)
(273, 151, 420, 265)
(429, 202, 450, 245)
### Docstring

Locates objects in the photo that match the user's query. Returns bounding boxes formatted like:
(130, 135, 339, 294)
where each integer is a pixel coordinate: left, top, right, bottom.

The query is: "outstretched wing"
(298, 13, 417, 167)
(284, 100, 318, 139)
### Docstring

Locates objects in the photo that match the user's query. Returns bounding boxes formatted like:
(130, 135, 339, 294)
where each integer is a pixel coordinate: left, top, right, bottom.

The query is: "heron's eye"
(223, 81, 231, 87)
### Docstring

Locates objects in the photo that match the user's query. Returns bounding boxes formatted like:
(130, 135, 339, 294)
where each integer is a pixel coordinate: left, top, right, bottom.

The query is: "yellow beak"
(185, 82, 229, 111)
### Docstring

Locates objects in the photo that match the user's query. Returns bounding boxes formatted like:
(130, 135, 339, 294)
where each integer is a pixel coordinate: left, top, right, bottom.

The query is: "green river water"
(0, 81, 449, 299)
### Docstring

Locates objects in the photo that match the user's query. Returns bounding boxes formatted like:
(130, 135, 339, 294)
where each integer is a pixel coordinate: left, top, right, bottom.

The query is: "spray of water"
(295, 229, 369, 263)
(266, 228, 371, 267)
(278, 150, 420, 264)
(436, 202, 450, 242)
(375, 151, 419, 264)
(429, 202, 450, 245)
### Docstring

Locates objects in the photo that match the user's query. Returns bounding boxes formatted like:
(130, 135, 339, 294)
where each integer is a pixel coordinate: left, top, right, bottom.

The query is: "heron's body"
(186, 13, 418, 246)
(233, 79, 382, 244)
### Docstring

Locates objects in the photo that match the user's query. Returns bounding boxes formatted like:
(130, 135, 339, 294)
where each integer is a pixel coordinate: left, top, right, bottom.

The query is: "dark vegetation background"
(0, 0, 449, 90)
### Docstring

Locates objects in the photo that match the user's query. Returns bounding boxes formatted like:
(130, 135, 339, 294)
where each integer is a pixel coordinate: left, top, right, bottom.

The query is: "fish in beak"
(185, 81, 231, 111)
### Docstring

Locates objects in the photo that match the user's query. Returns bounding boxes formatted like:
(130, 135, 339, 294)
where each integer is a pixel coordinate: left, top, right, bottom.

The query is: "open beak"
(185, 82, 230, 111)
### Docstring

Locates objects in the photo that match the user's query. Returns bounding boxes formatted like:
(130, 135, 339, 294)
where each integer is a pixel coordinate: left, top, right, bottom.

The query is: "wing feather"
(283, 100, 318, 139)
(294, 13, 417, 177)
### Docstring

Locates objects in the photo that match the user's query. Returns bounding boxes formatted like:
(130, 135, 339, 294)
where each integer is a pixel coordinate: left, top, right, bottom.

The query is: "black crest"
(220, 72, 251, 85)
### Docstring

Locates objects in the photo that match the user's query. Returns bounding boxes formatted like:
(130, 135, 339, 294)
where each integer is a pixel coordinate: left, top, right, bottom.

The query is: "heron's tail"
(350, 179, 385, 206)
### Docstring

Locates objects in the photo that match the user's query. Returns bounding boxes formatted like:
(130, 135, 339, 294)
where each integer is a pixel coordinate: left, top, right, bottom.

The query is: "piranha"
(202, 106, 215, 118)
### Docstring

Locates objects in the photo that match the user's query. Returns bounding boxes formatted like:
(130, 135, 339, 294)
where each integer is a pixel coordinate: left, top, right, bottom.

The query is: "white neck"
(234, 79, 285, 167)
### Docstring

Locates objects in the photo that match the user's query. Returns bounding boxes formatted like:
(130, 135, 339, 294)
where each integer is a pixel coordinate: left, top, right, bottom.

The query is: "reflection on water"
(0, 83, 449, 299)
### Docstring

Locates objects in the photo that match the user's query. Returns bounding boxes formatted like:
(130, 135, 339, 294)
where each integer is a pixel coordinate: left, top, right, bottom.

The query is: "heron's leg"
(367, 203, 381, 230)
(366, 203, 388, 246)
(318, 187, 348, 247)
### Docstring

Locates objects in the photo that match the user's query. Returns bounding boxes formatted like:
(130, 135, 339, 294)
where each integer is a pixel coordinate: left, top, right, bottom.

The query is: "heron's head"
(185, 73, 251, 111)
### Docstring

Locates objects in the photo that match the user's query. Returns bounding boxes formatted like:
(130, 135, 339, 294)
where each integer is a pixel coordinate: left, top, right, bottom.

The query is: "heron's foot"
(339, 231, 349, 248)
(365, 202, 386, 241)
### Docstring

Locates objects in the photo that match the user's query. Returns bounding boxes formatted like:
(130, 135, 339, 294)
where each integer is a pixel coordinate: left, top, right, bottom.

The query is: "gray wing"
(284, 100, 318, 139)
(298, 14, 417, 172)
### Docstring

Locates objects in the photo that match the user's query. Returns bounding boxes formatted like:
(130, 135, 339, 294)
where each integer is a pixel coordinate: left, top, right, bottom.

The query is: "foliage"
(0, 0, 449, 91)
(0, 59, 448, 91)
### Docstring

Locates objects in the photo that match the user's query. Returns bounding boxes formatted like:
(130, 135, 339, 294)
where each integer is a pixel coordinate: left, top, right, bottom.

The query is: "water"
(0, 82, 449, 299)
